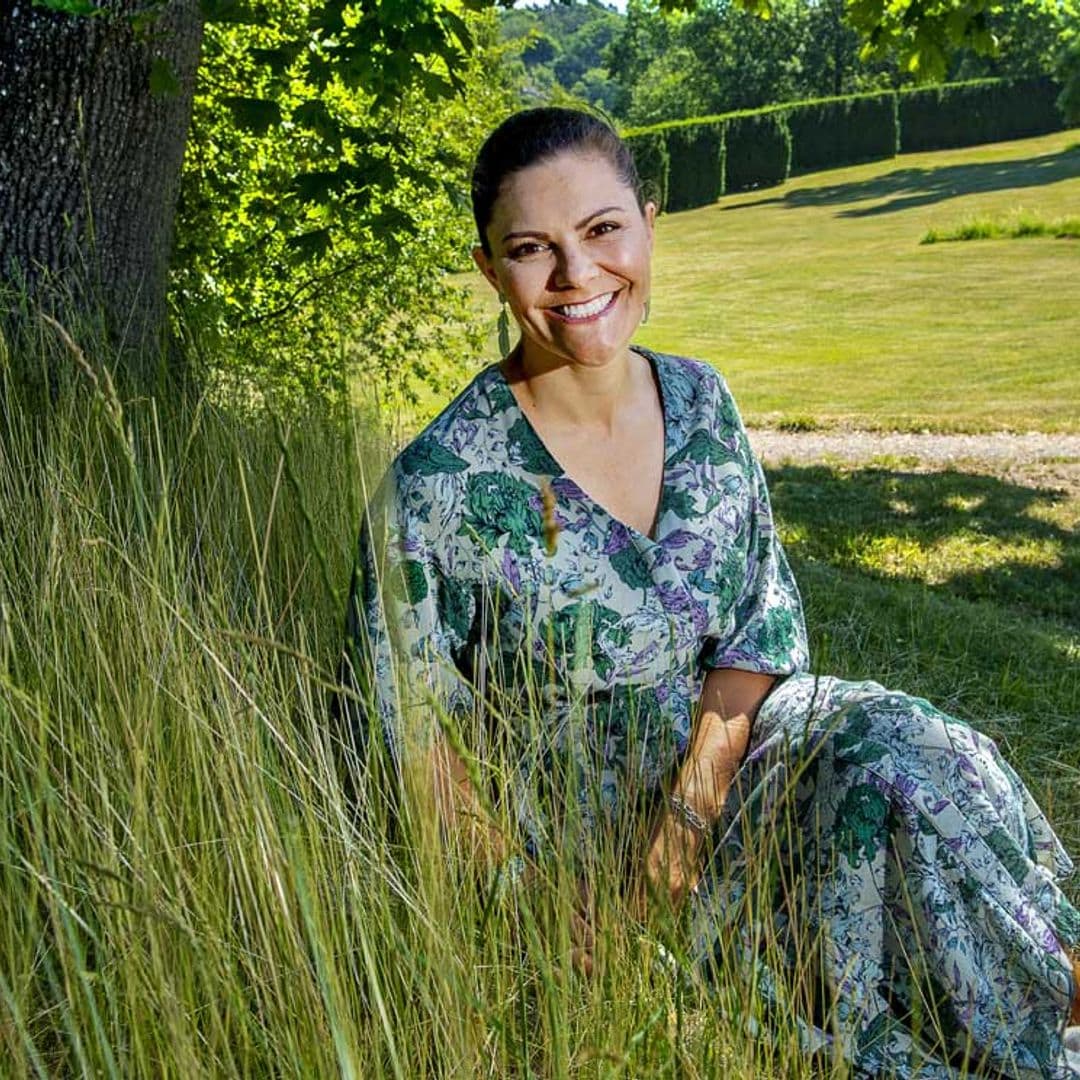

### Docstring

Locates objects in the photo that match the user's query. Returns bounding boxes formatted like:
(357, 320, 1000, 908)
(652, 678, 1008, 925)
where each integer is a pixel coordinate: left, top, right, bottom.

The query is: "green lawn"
(648, 129, 1080, 432)
(464, 129, 1080, 433)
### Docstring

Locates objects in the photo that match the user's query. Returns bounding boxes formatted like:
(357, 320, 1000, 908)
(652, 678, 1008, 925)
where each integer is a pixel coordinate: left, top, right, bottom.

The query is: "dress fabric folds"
(343, 345, 1079, 1077)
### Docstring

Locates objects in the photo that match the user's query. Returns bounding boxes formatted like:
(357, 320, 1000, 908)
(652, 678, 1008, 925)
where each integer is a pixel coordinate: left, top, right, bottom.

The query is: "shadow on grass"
(726, 146, 1080, 217)
(767, 464, 1079, 631)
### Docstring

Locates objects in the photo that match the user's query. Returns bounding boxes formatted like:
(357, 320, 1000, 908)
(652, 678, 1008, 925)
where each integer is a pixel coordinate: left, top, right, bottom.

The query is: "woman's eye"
(509, 242, 545, 258)
(591, 221, 619, 237)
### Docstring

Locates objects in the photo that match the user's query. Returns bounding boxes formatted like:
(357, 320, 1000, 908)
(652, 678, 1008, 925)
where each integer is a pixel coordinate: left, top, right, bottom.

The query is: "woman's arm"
(419, 734, 508, 870)
(637, 667, 776, 914)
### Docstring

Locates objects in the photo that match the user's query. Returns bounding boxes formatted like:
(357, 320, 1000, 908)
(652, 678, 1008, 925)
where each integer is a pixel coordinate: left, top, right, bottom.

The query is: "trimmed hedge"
(788, 92, 898, 173)
(664, 121, 724, 212)
(623, 76, 1066, 216)
(723, 109, 791, 193)
(625, 131, 670, 213)
(899, 76, 1064, 153)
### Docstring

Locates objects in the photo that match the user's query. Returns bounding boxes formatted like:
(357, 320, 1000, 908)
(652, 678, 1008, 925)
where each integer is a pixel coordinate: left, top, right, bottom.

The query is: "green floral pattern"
(346, 346, 1079, 1078)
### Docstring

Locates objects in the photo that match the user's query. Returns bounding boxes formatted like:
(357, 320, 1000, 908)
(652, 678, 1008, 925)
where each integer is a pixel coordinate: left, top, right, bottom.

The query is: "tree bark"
(0, 0, 203, 376)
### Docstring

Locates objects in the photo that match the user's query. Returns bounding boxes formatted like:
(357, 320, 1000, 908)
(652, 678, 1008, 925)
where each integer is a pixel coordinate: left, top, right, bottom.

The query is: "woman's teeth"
(553, 292, 616, 319)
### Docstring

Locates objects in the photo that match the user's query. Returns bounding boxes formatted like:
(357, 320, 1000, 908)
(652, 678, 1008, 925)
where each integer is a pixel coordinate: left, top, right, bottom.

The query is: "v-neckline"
(488, 344, 671, 545)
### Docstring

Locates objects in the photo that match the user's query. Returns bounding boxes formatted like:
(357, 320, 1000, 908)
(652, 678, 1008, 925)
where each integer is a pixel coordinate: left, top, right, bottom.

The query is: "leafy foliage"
(722, 109, 791, 193)
(948, 0, 1076, 81)
(787, 91, 899, 174)
(847, 0, 998, 80)
(504, 0, 1071, 129)
(30, 0, 103, 15)
(625, 130, 670, 211)
(171, 5, 519, 402)
(637, 1, 813, 124)
(1058, 34, 1080, 123)
(663, 121, 724, 211)
(497, 0, 623, 110)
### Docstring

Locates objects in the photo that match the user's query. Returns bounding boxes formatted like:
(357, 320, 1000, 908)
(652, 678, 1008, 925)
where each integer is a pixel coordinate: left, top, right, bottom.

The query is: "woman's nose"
(552, 241, 598, 290)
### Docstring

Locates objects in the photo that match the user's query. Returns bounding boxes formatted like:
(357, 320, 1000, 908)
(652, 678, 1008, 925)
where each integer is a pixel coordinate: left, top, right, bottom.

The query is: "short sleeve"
(699, 380, 809, 676)
(338, 465, 477, 771)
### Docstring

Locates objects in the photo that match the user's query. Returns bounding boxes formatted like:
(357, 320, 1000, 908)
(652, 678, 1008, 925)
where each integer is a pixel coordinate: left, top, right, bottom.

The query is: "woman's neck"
(503, 342, 643, 434)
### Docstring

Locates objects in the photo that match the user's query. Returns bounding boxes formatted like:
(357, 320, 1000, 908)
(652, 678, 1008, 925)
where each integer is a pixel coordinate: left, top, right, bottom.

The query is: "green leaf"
(286, 229, 332, 262)
(439, 8, 474, 53)
(222, 96, 282, 134)
(307, 0, 348, 33)
(292, 100, 343, 150)
(291, 170, 339, 204)
(368, 206, 418, 237)
(250, 44, 304, 76)
(149, 57, 180, 98)
(416, 70, 457, 100)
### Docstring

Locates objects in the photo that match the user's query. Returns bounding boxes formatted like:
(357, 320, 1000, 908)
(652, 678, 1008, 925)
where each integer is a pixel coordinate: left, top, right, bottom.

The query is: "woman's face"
(472, 149, 656, 370)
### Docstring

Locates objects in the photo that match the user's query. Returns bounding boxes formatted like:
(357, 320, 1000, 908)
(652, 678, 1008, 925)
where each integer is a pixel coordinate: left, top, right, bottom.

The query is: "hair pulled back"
(470, 107, 645, 257)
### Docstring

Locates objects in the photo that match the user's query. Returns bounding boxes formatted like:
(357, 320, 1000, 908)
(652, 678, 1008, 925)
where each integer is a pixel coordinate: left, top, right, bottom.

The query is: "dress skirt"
(687, 673, 1080, 1079)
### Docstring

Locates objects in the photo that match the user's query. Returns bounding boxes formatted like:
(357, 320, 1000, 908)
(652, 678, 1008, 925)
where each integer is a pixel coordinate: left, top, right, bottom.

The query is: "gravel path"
(746, 429, 1080, 495)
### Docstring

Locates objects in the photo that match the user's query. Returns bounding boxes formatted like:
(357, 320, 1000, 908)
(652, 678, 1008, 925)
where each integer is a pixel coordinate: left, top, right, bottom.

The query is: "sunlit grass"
(645, 129, 1080, 433)
(922, 213, 1080, 243)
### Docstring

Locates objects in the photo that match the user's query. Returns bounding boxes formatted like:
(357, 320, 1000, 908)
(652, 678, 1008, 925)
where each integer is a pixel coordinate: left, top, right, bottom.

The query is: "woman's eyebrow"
(501, 205, 627, 244)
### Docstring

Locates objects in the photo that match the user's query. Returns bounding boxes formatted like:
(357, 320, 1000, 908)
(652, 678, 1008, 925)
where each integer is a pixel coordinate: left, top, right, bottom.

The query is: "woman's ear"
(644, 201, 657, 249)
(471, 244, 500, 292)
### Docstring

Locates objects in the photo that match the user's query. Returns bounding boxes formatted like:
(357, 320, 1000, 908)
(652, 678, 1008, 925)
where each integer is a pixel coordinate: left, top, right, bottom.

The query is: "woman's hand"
(421, 734, 508, 871)
(635, 668, 776, 918)
(569, 877, 596, 978)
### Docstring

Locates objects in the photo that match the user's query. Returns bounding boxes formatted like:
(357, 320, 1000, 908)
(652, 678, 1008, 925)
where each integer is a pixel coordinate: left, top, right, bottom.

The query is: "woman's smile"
(548, 289, 621, 322)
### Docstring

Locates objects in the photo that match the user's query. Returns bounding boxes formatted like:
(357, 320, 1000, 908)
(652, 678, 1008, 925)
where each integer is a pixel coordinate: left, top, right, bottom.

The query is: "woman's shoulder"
(390, 362, 503, 484)
(631, 344, 742, 432)
(634, 343, 732, 392)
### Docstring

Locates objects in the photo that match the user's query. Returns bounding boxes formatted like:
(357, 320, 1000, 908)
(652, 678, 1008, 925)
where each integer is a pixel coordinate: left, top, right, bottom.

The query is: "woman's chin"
(528, 326, 639, 369)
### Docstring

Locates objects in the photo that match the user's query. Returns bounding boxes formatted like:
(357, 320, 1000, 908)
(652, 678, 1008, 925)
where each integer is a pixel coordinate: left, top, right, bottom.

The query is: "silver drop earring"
(641, 298, 650, 325)
(497, 295, 512, 358)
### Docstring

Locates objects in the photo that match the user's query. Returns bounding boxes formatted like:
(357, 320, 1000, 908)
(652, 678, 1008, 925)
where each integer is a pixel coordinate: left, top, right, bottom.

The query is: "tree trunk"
(0, 0, 203, 378)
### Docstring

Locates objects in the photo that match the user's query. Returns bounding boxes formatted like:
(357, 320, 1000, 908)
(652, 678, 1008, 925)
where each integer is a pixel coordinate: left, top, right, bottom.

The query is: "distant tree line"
(501, 0, 1075, 129)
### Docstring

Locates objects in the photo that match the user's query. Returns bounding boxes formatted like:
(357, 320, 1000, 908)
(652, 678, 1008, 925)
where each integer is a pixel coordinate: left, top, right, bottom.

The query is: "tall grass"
(0, 324, 791, 1077)
(0, 319, 1076, 1077)
(921, 213, 1080, 244)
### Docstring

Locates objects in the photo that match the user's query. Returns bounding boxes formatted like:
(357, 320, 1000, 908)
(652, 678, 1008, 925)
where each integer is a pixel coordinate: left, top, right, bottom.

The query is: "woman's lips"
(547, 289, 621, 323)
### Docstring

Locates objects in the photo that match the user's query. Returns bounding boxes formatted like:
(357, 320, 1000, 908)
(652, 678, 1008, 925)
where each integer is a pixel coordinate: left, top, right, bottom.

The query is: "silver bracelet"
(494, 854, 527, 900)
(667, 793, 711, 836)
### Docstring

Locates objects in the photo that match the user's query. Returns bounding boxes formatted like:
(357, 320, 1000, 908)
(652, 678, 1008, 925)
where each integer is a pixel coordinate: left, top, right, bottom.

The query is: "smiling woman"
(472, 154, 653, 363)
(339, 108, 1080, 1078)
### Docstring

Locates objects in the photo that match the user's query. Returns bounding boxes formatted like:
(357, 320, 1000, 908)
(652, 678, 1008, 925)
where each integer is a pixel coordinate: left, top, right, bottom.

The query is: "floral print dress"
(344, 344, 1079, 1078)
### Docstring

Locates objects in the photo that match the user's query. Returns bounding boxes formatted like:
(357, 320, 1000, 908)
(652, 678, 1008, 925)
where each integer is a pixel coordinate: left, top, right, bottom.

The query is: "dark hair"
(470, 107, 645, 257)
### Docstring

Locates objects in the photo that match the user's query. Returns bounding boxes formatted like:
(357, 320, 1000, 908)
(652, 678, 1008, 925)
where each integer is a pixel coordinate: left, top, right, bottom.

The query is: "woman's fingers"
(571, 945, 594, 978)
(570, 906, 594, 950)
(570, 880, 596, 977)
